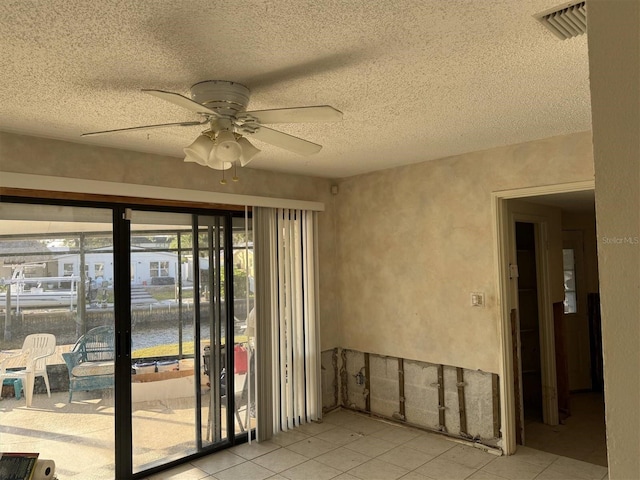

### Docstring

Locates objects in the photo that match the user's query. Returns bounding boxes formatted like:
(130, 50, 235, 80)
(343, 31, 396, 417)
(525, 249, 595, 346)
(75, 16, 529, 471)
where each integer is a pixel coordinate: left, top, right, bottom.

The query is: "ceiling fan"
(81, 80, 343, 172)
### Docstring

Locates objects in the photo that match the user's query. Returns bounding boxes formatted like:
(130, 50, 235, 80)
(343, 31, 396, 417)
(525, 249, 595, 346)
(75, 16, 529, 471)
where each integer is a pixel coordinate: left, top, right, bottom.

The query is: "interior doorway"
(494, 182, 607, 466)
(523, 198, 606, 466)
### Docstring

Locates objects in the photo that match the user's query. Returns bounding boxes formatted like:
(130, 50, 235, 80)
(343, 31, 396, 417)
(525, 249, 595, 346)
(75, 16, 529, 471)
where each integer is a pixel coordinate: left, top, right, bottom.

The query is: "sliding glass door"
(0, 199, 252, 479)
(0, 201, 116, 477)
(129, 211, 201, 473)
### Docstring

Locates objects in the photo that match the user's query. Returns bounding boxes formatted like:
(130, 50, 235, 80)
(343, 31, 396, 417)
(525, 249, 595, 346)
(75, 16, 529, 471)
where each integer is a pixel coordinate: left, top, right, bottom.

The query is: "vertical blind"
(254, 207, 320, 440)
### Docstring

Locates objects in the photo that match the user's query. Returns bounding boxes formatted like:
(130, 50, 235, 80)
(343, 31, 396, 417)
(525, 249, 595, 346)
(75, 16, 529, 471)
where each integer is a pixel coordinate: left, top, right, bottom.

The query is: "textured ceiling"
(0, 0, 591, 179)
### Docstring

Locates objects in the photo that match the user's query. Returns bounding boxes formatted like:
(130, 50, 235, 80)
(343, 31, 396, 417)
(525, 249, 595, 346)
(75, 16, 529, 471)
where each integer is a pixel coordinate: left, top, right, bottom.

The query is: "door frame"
(492, 180, 595, 455)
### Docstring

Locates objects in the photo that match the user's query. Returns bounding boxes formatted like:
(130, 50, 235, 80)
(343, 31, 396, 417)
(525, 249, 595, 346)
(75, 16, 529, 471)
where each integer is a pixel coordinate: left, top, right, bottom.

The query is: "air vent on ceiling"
(535, 1, 586, 40)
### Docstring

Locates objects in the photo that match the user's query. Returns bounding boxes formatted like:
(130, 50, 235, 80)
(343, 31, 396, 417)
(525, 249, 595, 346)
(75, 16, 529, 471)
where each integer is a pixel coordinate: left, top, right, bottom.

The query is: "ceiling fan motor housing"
(190, 80, 250, 117)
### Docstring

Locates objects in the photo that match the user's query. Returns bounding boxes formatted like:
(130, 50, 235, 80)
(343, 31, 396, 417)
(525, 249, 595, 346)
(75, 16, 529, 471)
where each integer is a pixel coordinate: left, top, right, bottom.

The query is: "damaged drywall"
(342, 349, 367, 411)
(321, 349, 339, 412)
(324, 347, 501, 448)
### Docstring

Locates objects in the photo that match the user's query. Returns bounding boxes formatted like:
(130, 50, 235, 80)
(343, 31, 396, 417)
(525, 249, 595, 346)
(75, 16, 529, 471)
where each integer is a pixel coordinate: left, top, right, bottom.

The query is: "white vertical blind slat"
(285, 210, 295, 429)
(303, 211, 318, 419)
(269, 212, 279, 436)
(277, 209, 288, 430)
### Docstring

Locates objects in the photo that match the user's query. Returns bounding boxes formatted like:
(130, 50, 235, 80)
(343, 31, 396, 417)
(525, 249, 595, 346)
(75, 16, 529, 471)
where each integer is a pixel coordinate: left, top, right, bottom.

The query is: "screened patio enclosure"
(0, 199, 254, 479)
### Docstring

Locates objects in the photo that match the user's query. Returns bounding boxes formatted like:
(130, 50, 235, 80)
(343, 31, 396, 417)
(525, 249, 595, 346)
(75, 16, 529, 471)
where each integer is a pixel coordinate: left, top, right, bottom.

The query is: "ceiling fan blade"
(243, 126, 322, 156)
(81, 120, 207, 137)
(243, 106, 342, 124)
(142, 89, 221, 117)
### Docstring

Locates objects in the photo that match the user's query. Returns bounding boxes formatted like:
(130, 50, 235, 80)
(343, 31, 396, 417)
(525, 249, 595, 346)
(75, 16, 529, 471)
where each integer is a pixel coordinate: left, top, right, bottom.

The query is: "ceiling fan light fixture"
(212, 130, 242, 163)
(238, 137, 261, 166)
(183, 134, 213, 166)
(82, 80, 342, 169)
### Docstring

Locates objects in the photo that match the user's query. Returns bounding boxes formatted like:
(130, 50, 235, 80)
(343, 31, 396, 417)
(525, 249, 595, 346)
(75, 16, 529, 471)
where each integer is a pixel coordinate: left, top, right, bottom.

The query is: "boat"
(0, 275, 79, 310)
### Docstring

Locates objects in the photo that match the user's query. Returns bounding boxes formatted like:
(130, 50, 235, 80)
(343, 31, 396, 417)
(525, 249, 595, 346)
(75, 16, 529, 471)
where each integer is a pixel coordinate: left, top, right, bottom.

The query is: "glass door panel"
(231, 216, 254, 435)
(197, 216, 228, 446)
(0, 202, 116, 479)
(129, 211, 197, 473)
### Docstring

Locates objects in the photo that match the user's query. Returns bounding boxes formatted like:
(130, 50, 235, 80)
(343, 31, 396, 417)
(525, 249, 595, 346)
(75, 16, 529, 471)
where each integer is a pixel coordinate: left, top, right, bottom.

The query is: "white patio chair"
(0, 333, 56, 406)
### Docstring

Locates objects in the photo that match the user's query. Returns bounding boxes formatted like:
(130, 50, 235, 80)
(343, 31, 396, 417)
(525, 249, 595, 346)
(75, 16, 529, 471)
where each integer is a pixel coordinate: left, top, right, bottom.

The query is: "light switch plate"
(471, 292, 485, 307)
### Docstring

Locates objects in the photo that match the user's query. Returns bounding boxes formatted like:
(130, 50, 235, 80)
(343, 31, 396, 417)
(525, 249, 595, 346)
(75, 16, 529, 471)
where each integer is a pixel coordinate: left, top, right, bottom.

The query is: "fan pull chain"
(220, 164, 227, 185)
(233, 162, 239, 182)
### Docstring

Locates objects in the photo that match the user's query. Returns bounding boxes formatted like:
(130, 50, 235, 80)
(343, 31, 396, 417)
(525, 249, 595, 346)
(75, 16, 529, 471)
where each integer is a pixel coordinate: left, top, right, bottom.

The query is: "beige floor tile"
(397, 472, 431, 480)
(190, 450, 245, 474)
(214, 461, 275, 480)
(315, 426, 363, 446)
(404, 433, 456, 457)
(296, 421, 338, 436)
(370, 425, 423, 445)
(543, 456, 608, 480)
(252, 448, 308, 473)
(535, 468, 588, 480)
(377, 445, 433, 470)
(511, 446, 558, 468)
(287, 436, 338, 458)
(415, 457, 477, 480)
(332, 473, 361, 480)
(524, 392, 607, 468)
(228, 440, 281, 460)
(466, 470, 509, 480)
(315, 446, 371, 471)
(439, 444, 495, 469)
(280, 459, 343, 480)
(271, 429, 310, 447)
(348, 458, 410, 480)
(345, 435, 396, 457)
(343, 417, 389, 435)
(481, 456, 546, 480)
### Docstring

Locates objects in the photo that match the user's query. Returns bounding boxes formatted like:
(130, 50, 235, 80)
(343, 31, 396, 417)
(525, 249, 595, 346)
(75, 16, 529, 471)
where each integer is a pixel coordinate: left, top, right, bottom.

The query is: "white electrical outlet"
(471, 292, 485, 307)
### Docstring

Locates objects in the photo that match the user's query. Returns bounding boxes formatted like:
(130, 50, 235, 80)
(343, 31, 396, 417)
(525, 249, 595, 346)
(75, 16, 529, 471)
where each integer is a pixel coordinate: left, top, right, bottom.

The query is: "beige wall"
(0, 131, 341, 351)
(334, 132, 594, 374)
(588, 0, 640, 477)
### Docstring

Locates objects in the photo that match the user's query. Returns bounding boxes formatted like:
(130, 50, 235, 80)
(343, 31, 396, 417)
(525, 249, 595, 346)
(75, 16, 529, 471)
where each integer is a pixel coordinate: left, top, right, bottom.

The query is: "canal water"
(131, 322, 246, 351)
(131, 324, 215, 350)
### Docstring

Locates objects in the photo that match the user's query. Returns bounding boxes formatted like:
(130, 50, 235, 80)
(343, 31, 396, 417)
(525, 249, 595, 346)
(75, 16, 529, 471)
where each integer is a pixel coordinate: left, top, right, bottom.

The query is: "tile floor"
(146, 409, 609, 480)
(524, 392, 607, 467)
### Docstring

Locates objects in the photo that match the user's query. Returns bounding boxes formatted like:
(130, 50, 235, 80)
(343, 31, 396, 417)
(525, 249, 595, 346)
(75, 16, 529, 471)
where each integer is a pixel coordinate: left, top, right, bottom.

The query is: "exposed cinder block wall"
(369, 354, 400, 419)
(464, 369, 497, 440)
(324, 347, 501, 449)
(404, 360, 440, 430)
